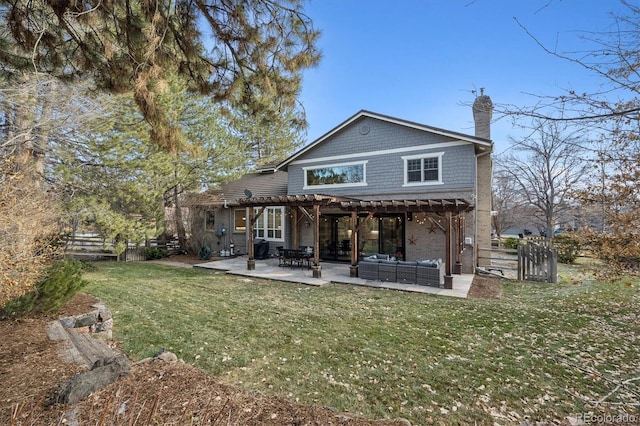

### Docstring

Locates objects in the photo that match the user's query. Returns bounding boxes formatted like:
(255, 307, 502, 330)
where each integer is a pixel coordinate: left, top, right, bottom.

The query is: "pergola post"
(454, 214, 463, 274)
(292, 208, 299, 250)
(247, 206, 266, 271)
(444, 210, 453, 289)
(349, 211, 358, 277)
(312, 204, 322, 278)
(247, 207, 255, 270)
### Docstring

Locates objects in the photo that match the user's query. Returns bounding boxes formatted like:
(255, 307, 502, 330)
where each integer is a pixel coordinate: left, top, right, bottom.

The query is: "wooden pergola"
(237, 195, 473, 287)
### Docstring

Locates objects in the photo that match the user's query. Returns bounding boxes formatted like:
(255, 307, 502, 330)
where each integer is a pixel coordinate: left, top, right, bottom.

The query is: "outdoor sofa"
(357, 255, 444, 287)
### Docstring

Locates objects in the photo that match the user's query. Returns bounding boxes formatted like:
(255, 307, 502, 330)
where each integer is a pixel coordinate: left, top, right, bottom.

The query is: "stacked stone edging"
(47, 298, 180, 406)
(58, 301, 113, 340)
(47, 300, 119, 368)
(47, 298, 129, 405)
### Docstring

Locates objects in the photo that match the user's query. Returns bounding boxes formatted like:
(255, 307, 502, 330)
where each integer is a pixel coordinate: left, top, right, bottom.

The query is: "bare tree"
(493, 2, 640, 273)
(495, 120, 589, 241)
(492, 169, 528, 238)
(0, 74, 59, 182)
(499, 2, 640, 126)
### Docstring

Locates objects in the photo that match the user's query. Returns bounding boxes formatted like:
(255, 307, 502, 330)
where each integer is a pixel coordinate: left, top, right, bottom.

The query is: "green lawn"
(83, 261, 640, 424)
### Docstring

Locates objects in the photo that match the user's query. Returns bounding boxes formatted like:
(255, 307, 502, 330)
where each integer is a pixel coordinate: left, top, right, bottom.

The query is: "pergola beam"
(239, 195, 474, 281)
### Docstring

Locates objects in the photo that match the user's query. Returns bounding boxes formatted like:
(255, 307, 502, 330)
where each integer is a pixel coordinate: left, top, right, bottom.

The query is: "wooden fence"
(477, 247, 519, 277)
(518, 241, 558, 283)
(64, 235, 121, 261)
(478, 240, 558, 283)
(64, 235, 179, 262)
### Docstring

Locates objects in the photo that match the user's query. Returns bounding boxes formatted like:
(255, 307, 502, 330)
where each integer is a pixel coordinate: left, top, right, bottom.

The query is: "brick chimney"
(471, 88, 493, 274)
(472, 88, 493, 139)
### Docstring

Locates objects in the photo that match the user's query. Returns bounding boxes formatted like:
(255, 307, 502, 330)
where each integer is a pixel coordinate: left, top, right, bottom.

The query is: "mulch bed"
(466, 274, 502, 300)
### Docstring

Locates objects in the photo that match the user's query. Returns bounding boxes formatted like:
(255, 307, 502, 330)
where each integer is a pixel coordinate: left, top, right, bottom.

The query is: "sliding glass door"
(380, 216, 404, 259)
(319, 216, 351, 261)
(359, 216, 404, 259)
(320, 214, 405, 261)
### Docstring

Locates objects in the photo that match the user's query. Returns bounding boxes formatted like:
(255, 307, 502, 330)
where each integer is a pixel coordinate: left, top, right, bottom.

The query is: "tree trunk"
(173, 184, 188, 250)
(11, 74, 53, 184)
(14, 74, 36, 174)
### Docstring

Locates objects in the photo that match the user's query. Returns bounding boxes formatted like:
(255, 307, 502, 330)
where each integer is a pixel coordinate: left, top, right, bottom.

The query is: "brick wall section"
(405, 218, 447, 261)
(475, 153, 493, 254)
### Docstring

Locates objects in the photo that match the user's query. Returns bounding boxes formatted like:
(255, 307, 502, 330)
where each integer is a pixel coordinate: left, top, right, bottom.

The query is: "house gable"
(278, 111, 489, 201)
(278, 110, 490, 169)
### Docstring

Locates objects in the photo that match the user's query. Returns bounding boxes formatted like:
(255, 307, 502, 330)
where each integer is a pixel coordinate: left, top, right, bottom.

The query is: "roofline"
(276, 110, 493, 170)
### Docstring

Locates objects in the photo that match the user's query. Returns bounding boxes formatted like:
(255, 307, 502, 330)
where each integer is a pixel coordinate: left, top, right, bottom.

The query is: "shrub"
(554, 235, 575, 264)
(502, 237, 520, 249)
(554, 234, 580, 264)
(145, 247, 167, 260)
(0, 157, 64, 307)
(580, 231, 640, 279)
(1, 258, 88, 318)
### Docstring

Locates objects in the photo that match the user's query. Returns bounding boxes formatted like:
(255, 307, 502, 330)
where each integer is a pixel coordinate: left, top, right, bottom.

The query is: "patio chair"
(276, 246, 287, 266)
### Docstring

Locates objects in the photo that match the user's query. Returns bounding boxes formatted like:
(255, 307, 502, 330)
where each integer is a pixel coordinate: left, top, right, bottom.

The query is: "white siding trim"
(289, 141, 466, 166)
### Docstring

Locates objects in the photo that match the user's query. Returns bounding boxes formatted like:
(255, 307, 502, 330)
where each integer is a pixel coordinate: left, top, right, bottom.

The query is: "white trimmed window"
(303, 161, 367, 189)
(254, 207, 284, 241)
(402, 152, 444, 186)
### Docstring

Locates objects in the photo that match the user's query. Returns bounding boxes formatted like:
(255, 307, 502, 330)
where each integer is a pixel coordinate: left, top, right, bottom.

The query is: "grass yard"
(83, 261, 640, 424)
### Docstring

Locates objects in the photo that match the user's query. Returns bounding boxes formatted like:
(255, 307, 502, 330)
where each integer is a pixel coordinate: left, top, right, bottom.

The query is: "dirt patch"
(0, 293, 409, 425)
(467, 274, 502, 300)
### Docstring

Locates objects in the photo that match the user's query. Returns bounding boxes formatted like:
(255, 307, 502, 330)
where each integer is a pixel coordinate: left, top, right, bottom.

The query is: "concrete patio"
(193, 255, 473, 298)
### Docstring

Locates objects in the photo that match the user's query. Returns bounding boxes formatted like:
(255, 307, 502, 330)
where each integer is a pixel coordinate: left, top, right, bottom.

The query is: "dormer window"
(402, 152, 444, 186)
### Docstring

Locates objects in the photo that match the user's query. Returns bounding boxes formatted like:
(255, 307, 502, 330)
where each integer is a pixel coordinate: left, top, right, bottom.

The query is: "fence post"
(549, 248, 558, 283)
(517, 245, 523, 281)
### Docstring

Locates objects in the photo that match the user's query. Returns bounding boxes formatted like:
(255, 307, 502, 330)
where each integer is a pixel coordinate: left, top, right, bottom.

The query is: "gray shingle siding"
(286, 117, 476, 199)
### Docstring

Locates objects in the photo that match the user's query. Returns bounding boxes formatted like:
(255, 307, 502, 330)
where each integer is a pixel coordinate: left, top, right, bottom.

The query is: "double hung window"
(402, 153, 443, 185)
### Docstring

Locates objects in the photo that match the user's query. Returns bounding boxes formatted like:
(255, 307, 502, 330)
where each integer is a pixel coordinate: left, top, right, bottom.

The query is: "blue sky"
(297, 0, 631, 154)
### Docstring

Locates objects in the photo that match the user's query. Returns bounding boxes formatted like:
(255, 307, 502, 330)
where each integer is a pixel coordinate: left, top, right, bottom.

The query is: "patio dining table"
(278, 248, 313, 269)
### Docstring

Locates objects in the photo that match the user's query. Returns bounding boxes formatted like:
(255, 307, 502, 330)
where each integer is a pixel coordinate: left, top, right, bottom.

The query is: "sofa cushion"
(370, 253, 390, 260)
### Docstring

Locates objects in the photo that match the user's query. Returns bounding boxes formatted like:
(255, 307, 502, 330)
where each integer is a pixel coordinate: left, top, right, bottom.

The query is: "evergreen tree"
(51, 80, 250, 249)
(0, 0, 321, 152)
